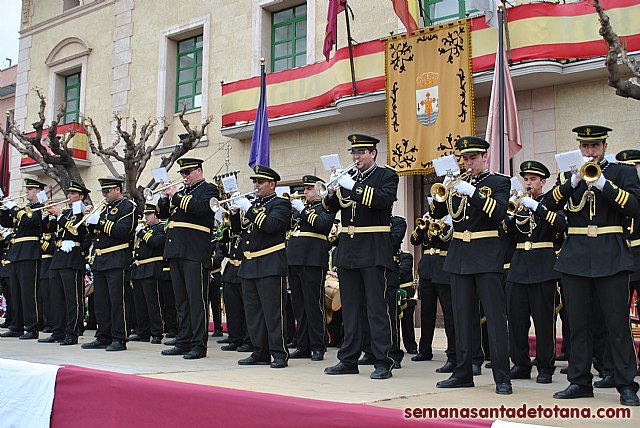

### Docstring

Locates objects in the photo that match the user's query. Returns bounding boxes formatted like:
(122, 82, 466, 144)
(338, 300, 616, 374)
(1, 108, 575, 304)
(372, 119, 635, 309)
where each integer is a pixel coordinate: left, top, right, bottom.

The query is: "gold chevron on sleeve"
(552, 187, 563, 203)
(615, 189, 629, 208)
(255, 212, 266, 227)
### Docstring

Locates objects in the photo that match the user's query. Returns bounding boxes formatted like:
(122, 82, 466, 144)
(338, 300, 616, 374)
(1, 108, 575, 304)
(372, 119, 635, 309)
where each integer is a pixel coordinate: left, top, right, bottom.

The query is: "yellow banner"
(386, 20, 474, 175)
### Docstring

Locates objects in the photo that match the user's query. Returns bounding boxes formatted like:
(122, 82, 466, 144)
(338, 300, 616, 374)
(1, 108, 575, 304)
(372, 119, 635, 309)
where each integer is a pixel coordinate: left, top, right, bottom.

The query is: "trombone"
(0, 193, 27, 206)
(26, 198, 71, 215)
(209, 191, 256, 213)
(67, 198, 107, 235)
(143, 178, 185, 201)
(315, 162, 358, 198)
(430, 171, 472, 203)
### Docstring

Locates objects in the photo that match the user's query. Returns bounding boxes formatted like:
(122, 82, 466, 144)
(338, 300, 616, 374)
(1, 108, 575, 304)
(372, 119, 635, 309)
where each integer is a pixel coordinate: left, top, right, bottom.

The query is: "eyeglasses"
(179, 169, 195, 176)
(101, 188, 112, 194)
(252, 178, 267, 184)
(351, 149, 369, 155)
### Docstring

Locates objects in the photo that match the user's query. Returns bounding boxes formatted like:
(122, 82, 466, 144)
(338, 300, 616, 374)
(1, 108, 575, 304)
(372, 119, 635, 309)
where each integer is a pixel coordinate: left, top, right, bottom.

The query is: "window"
(175, 35, 203, 112)
(62, 72, 80, 124)
(271, 4, 307, 72)
(423, 0, 476, 25)
(63, 0, 81, 12)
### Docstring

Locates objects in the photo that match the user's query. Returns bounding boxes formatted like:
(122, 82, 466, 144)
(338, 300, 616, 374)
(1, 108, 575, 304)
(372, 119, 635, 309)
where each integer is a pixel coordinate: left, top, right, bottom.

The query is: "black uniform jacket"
(543, 161, 640, 277)
(287, 200, 335, 268)
(131, 222, 167, 280)
(625, 213, 640, 282)
(90, 198, 136, 272)
(1, 202, 44, 262)
(39, 232, 55, 279)
(322, 165, 398, 270)
(237, 193, 291, 279)
(433, 171, 510, 275)
(410, 221, 451, 283)
(0, 233, 12, 279)
(46, 209, 87, 270)
(157, 179, 218, 267)
(221, 213, 243, 284)
(506, 193, 567, 284)
(398, 251, 415, 298)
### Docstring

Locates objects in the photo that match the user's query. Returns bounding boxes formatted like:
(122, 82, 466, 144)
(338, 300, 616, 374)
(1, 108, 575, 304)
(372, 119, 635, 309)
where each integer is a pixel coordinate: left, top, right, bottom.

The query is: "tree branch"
(83, 117, 123, 178)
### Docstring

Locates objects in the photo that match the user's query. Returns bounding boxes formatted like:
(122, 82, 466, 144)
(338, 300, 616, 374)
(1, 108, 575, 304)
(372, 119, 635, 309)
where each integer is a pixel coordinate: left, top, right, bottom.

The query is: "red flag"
(391, 0, 419, 35)
(323, 0, 347, 62)
(486, 48, 522, 173)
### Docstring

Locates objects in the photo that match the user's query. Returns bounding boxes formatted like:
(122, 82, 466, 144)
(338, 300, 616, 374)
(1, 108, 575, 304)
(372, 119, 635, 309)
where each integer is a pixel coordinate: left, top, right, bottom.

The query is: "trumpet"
(143, 178, 185, 201)
(0, 193, 27, 206)
(416, 212, 445, 237)
(430, 171, 472, 203)
(579, 159, 601, 185)
(507, 192, 525, 216)
(67, 198, 107, 235)
(209, 191, 256, 213)
(283, 192, 306, 202)
(26, 198, 71, 215)
(315, 162, 358, 198)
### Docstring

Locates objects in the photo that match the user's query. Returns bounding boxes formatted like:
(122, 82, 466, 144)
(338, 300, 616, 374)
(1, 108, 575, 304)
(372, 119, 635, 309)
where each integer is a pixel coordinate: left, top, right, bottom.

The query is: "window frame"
(423, 0, 476, 25)
(62, 72, 81, 124)
(174, 35, 203, 113)
(270, 4, 307, 72)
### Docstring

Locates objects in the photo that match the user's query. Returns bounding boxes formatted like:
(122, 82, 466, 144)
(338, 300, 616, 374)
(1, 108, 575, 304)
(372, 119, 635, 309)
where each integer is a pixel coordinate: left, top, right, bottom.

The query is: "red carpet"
(51, 365, 493, 428)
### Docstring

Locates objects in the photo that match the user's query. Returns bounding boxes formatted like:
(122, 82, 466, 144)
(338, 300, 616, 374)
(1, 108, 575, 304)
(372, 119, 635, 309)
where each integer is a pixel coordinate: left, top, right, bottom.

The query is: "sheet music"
(152, 167, 169, 184)
(72, 201, 84, 215)
(36, 191, 48, 204)
(221, 175, 239, 194)
(555, 150, 585, 173)
(275, 186, 289, 197)
(432, 155, 460, 177)
(510, 177, 524, 193)
(320, 154, 342, 171)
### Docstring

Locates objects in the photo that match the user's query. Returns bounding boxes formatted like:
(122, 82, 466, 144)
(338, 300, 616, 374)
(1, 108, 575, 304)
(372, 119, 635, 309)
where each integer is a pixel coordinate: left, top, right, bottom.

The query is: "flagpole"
(344, 2, 357, 96)
(498, 3, 505, 174)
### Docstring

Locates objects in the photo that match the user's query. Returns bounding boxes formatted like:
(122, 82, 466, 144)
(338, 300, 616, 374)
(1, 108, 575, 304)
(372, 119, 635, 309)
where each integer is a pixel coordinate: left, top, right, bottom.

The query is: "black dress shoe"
(81, 339, 110, 349)
(405, 348, 418, 355)
(324, 362, 359, 375)
(106, 341, 127, 351)
(311, 350, 324, 361)
(59, 336, 78, 346)
(509, 366, 531, 379)
(0, 322, 10, 329)
(165, 332, 176, 338)
(620, 388, 640, 406)
(270, 358, 288, 368)
(485, 362, 492, 369)
(594, 375, 615, 388)
(216, 338, 230, 344)
(472, 364, 482, 376)
(238, 356, 270, 365)
(42, 327, 53, 333)
(556, 352, 569, 361)
(128, 334, 149, 342)
(436, 361, 456, 373)
(289, 349, 311, 359)
(183, 349, 206, 360)
(286, 340, 297, 349)
(19, 331, 38, 340)
(436, 377, 474, 388)
(161, 346, 190, 356)
(236, 344, 253, 352)
(560, 367, 568, 374)
(163, 338, 177, 346)
(553, 384, 594, 399)
(150, 336, 163, 344)
(38, 335, 63, 343)
(1, 330, 23, 338)
(211, 330, 223, 337)
(496, 383, 513, 395)
(221, 343, 239, 351)
(393, 360, 402, 369)
(358, 356, 375, 365)
(411, 353, 433, 362)
(536, 373, 552, 384)
(371, 367, 392, 379)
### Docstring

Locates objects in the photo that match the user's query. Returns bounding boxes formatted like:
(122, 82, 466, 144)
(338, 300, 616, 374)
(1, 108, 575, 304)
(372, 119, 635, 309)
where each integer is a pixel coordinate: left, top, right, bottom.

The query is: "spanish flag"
(391, 0, 420, 34)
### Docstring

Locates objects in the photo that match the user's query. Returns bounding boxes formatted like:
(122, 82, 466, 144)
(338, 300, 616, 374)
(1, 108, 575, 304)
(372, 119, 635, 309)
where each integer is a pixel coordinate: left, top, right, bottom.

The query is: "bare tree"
(593, 0, 640, 99)
(0, 89, 87, 193)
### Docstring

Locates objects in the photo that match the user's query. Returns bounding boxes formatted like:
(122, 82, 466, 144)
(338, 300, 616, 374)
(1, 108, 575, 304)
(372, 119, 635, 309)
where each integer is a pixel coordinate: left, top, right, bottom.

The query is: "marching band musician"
(432, 137, 512, 395)
(0, 228, 13, 330)
(158, 158, 218, 360)
(40, 181, 90, 345)
(0, 178, 47, 339)
(39, 231, 55, 335)
(130, 203, 166, 344)
(397, 249, 418, 355)
(322, 134, 398, 380)
(287, 175, 335, 362)
(208, 239, 225, 338)
(81, 178, 136, 352)
(505, 161, 567, 384)
(544, 126, 639, 406)
(234, 165, 291, 368)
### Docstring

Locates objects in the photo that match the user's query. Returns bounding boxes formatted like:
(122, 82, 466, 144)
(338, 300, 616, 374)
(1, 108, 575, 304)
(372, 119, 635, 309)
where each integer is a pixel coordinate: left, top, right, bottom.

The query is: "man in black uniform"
(433, 136, 512, 395)
(0, 178, 46, 339)
(397, 249, 418, 354)
(234, 165, 290, 368)
(322, 134, 398, 380)
(288, 175, 335, 362)
(158, 158, 218, 360)
(40, 181, 90, 345)
(208, 239, 224, 337)
(81, 178, 136, 352)
(544, 125, 639, 406)
(130, 203, 166, 344)
(0, 229, 13, 330)
(505, 161, 567, 384)
(39, 232, 55, 334)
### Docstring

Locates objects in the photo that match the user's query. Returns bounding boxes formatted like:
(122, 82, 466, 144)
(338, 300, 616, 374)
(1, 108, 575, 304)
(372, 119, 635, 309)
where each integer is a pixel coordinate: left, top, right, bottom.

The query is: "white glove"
(329, 170, 341, 183)
(235, 197, 252, 213)
(136, 224, 144, 233)
(337, 173, 355, 191)
(593, 174, 606, 191)
(3, 200, 16, 210)
(427, 196, 434, 206)
(443, 215, 453, 227)
(570, 173, 581, 188)
(291, 199, 305, 213)
(86, 212, 100, 225)
(520, 196, 539, 211)
(454, 180, 476, 197)
(1, 229, 11, 239)
(229, 204, 239, 215)
(60, 240, 75, 253)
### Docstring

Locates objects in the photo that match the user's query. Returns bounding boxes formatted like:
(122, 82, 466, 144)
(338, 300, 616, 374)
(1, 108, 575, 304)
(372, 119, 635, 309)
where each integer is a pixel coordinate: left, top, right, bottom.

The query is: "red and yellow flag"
(391, 0, 420, 34)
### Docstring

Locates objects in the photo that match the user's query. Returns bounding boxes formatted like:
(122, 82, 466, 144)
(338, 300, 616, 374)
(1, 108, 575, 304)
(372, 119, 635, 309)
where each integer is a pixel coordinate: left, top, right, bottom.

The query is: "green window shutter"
(63, 72, 81, 125)
(175, 35, 204, 113)
(271, 4, 307, 72)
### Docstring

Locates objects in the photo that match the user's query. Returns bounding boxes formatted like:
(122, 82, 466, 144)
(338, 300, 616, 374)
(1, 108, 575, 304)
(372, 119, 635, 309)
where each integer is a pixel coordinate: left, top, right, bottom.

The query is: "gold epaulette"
(385, 164, 397, 171)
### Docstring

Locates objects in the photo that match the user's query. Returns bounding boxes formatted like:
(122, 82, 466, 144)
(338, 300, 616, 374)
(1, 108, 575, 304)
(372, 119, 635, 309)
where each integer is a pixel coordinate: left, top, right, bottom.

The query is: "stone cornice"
(20, 0, 115, 37)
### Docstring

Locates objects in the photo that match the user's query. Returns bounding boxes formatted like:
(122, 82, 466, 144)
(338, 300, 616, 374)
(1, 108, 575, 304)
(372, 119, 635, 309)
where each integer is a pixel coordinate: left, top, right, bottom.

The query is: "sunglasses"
(101, 188, 112, 194)
(252, 178, 268, 184)
(179, 168, 196, 176)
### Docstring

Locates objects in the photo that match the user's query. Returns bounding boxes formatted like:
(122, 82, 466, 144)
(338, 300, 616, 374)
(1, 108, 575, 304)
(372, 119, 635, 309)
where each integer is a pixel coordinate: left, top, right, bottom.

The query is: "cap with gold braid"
(347, 134, 379, 151)
(519, 160, 550, 179)
(455, 136, 489, 155)
(249, 164, 280, 182)
(615, 149, 640, 165)
(143, 203, 157, 214)
(302, 174, 323, 186)
(67, 180, 90, 195)
(98, 177, 124, 192)
(177, 157, 204, 172)
(24, 178, 46, 189)
(572, 125, 611, 142)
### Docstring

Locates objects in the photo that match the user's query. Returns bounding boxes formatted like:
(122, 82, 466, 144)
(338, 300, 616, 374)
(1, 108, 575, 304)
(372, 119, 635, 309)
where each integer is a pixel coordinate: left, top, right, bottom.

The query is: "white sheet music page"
(320, 154, 342, 171)
(432, 155, 460, 177)
(555, 150, 584, 173)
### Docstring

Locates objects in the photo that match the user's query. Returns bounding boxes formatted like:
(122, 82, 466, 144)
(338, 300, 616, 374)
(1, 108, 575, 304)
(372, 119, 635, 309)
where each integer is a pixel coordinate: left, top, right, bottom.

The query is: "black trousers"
(93, 268, 127, 343)
(242, 275, 288, 361)
(10, 259, 40, 332)
(418, 278, 457, 362)
(1, 276, 12, 327)
(50, 268, 84, 339)
(41, 275, 53, 330)
(562, 272, 639, 393)
(133, 278, 164, 338)
(223, 280, 248, 346)
(208, 272, 223, 332)
(400, 301, 418, 351)
(159, 279, 177, 335)
(124, 276, 136, 334)
(170, 258, 208, 353)
(337, 266, 394, 370)
(557, 282, 571, 356)
(288, 265, 327, 353)
(450, 272, 510, 384)
(631, 279, 640, 363)
(506, 280, 556, 374)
